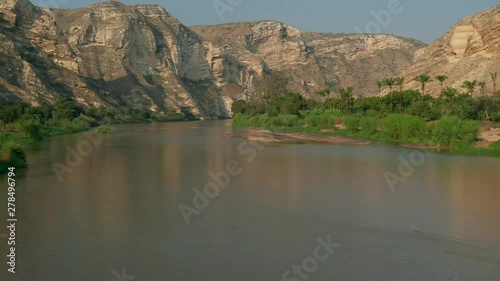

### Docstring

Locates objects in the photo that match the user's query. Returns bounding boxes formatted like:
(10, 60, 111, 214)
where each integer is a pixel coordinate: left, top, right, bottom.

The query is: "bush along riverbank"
(0, 98, 200, 172)
(230, 87, 500, 158)
(233, 112, 500, 157)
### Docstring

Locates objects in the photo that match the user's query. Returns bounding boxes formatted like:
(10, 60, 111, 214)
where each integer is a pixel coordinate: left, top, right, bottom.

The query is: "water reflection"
(0, 121, 499, 281)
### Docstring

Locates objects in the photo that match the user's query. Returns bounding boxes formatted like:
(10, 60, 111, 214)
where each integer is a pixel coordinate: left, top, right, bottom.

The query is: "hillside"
(0, 0, 230, 117)
(1, 1, 499, 118)
(397, 5, 500, 96)
(0, 0, 425, 117)
(192, 22, 425, 98)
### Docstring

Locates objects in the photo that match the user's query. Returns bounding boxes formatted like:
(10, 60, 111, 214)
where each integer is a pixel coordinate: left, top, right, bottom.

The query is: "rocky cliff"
(0, 0, 427, 117)
(398, 5, 500, 96)
(192, 22, 425, 99)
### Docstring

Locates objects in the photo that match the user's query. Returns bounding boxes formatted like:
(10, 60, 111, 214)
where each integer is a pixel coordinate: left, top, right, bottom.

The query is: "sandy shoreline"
(231, 129, 373, 146)
(477, 124, 500, 148)
(227, 125, 500, 151)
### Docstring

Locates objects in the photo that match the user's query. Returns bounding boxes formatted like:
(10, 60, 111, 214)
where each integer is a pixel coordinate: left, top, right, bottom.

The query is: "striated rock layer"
(398, 5, 500, 97)
(192, 22, 424, 100)
(6, 2, 498, 116)
(0, 0, 228, 117)
(0, 0, 426, 117)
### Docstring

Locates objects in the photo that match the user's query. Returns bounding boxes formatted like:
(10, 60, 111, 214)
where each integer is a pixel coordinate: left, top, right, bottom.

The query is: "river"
(0, 120, 499, 281)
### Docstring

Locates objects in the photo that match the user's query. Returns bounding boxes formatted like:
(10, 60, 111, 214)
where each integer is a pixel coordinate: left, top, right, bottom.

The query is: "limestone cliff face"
(0, 0, 60, 104)
(300, 33, 424, 97)
(1, 0, 426, 116)
(399, 5, 500, 96)
(1, 0, 229, 117)
(192, 22, 424, 99)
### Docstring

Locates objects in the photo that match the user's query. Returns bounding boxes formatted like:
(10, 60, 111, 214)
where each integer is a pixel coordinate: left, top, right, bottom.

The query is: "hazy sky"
(33, 0, 498, 43)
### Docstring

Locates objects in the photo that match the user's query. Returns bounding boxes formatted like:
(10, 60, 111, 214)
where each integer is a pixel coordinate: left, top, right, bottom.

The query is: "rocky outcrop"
(192, 22, 424, 99)
(12, 1, 500, 117)
(0, 0, 229, 117)
(398, 5, 500, 96)
(0, 1, 426, 116)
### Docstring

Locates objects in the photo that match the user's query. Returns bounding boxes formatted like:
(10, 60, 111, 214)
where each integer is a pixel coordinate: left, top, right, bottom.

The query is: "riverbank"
(0, 120, 181, 173)
(228, 128, 373, 146)
(0, 124, 106, 172)
(0, 97, 208, 173)
(0, 132, 31, 172)
(231, 113, 500, 158)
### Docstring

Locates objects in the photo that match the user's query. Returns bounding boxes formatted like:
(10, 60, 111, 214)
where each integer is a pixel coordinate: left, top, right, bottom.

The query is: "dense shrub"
(407, 101, 435, 121)
(266, 114, 303, 127)
(492, 112, 500, 122)
(54, 98, 83, 120)
(300, 108, 339, 129)
(267, 92, 307, 116)
(231, 100, 248, 115)
(299, 108, 341, 118)
(15, 119, 43, 140)
(304, 115, 335, 129)
(305, 99, 322, 110)
(56, 118, 91, 133)
(0, 141, 27, 169)
(343, 116, 361, 131)
(431, 116, 480, 148)
(364, 109, 379, 118)
(248, 114, 270, 127)
(152, 112, 185, 122)
(359, 117, 378, 134)
(232, 113, 272, 127)
(96, 125, 112, 134)
(400, 115, 429, 142)
(232, 113, 251, 127)
(279, 114, 302, 127)
(381, 114, 429, 142)
(80, 115, 98, 127)
(119, 115, 138, 124)
(490, 141, 500, 150)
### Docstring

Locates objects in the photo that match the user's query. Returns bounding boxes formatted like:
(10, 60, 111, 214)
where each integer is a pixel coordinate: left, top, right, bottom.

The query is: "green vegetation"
(381, 114, 429, 143)
(15, 119, 44, 141)
(301, 108, 340, 129)
(414, 74, 432, 97)
(151, 112, 186, 122)
(96, 125, 112, 135)
(231, 73, 500, 158)
(0, 98, 197, 172)
(0, 132, 28, 171)
(431, 116, 480, 148)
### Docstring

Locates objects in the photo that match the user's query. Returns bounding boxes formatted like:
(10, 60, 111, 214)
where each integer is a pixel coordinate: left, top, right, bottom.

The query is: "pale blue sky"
(33, 0, 498, 43)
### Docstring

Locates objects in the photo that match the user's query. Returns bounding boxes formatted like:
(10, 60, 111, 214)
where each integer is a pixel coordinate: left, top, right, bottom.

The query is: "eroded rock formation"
(398, 5, 500, 96)
(2, 1, 497, 117)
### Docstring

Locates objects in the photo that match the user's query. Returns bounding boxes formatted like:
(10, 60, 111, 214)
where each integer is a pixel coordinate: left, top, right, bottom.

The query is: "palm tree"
(376, 81, 384, 97)
(440, 87, 458, 114)
(435, 75, 448, 92)
(394, 77, 405, 91)
(478, 81, 487, 97)
(414, 74, 432, 99)
(461, 80, 478, 96)
(316, 88, 331, 101)
(384, 78, 396, 92)
(441, 87, 458, 99)
(491, 72, 498, 94)
(337, 87, 354, 115)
